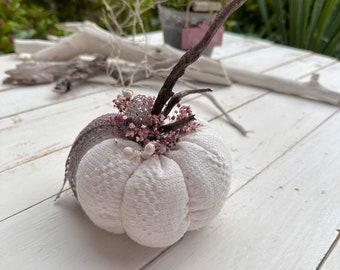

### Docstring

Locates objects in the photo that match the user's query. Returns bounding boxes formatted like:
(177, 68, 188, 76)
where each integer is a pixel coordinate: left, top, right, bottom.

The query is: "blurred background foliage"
(0, 0, 339, 58)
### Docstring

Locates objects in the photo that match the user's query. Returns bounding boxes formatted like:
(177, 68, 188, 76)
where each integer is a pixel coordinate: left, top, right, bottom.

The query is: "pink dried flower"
(110, 90, 198, 155)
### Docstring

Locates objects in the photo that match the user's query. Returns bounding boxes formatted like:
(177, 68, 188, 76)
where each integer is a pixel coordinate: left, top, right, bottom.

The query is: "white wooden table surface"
(1, 31, 340, 270)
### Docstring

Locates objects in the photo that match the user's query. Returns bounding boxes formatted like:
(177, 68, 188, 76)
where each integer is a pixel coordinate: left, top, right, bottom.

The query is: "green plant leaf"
(273, 0, 288, 44)
(257, 0, 272, 34)
(312, 0, 339, 51)
(305, 0, 326, 48)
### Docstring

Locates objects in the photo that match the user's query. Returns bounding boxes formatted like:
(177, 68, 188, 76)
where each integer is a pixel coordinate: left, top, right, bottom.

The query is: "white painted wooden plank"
(0, 192, 163, 270)
(186, 53, 338, 194)
(184, 83, 266, 121)
(211, 92, 337, 194)
(0, 148, 69, 221)
(189, 50, 337, 121)
(0, 87, 336, 233)
(0, 82, 113, 119)
(0, 91, 115, 172)
(133, 31, 272, 60)
(212, 32, 272, 60)
(264, 54, 336, 80)
(144, 109, 340, 270)
(221, 45, 311, 73)
(0, 85, 162, 172)
(322, 236, 340, 270)
(0, 81, 261, 173)
(1, 99, 338, 270)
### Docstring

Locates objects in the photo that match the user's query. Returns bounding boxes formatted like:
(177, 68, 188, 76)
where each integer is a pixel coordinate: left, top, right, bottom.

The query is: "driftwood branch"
(226, 67, 340, 106)
(3, 61, 76, 85)
(54, 56, 107, 93)
(18, 21, 231, 87)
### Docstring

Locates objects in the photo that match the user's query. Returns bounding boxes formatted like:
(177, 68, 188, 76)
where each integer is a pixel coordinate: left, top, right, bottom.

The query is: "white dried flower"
(144, 143, 155, 155)
(141, 143, 155, 159)
(122, 89, 134, 98)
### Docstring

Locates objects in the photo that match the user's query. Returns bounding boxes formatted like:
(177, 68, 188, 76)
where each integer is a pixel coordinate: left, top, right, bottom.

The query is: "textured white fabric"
(122, 156, 190, 247)
(76, 120, 232, 247)
(77, 139, 141, 233)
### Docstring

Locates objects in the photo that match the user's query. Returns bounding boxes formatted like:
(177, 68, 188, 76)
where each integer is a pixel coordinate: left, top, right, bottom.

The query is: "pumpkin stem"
(151, 0, 247, 115)
(162, 88, 212, 117)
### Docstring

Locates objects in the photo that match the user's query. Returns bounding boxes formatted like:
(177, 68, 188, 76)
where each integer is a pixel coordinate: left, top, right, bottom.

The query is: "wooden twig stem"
(151, 0, 247, 115)
(203, 93, 249, 135)
(162, 88, 212, 117)
(159, 115, 196, 133)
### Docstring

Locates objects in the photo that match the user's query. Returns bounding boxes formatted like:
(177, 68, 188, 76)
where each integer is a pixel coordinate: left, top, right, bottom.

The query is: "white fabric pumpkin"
(76, 120, 231, 247)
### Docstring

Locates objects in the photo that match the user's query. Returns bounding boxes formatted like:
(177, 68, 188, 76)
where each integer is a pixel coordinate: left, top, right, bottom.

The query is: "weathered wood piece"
(227, 67, 340, 106)
(14, 39, 55, 54)
(5, 20, 340, 106)
(3, 60, 76, 85)
(20, 21, 231, 86)
(53, 57, 107, 93)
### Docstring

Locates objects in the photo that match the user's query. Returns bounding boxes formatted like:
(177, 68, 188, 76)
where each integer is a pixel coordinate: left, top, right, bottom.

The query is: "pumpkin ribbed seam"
(119, 160, 145, 233)
(167, 156, 192, 228)
(168, 138, 228, 228)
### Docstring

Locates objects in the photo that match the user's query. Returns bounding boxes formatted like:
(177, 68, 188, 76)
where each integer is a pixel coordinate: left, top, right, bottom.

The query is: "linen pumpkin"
(60, 90, 232, 248)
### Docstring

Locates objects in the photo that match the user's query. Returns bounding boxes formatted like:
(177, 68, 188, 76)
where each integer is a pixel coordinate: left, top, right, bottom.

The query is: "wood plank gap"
(295, 60, 339, 81)
(0, 144, 70, 174)
(0, 86, 112, 121)
(0, 187, 71, 223)
(0, 194, 55, 223)
(317, 229, 340, 270)
(208, 91, 270, 122)
(138, 246, 174, 270)
(259, 52, 313, 74)
(228, 107, 340, 199)
(216, 44, 272, 61)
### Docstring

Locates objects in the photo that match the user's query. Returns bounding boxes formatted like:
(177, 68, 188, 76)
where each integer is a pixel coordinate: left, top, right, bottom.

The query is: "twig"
(203, 93, 249, 135)
(159, 115, 196, 133)
(162, 88, 212, 117)
(151, 0, 247, 115)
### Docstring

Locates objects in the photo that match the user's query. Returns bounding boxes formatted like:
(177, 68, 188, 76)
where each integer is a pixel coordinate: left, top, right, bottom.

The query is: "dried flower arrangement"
(56, 0, 247, 247)
(110, 87, 211, 158)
